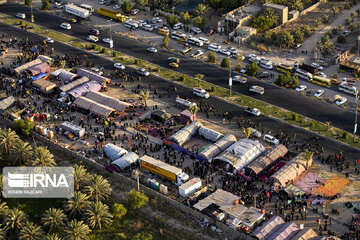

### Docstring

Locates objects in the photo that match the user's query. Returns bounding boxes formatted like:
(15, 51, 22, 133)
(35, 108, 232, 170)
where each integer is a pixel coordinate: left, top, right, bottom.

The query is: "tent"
(291, 228, 318, 240)
(198, 134, 237, 162)
(214, 139, 265, 171)
(0, 96, 15, 111)
(198, 126, 223, 142)
(73, 97, 114, 118)
(180, 110, 194, 122)
(112, 152, 139, 170)
(58, 70, 77, 83)
(32, 73, 48, 81)
(32, 78, 56, 93)
(246, 144, 288, 176)
(68, 81, 101, 98)
(14, 59, 42, 75)
(269, 153, 313, 187)
(60, 76, 90, 93)
(104, 143, 128, 161)
(85, 91, 132, 112)
(37, 55, 53, 63)
(77, 68, 111, 84)
(251, 215, 285, 239)
(168, 121, 203, 146)
(60, 121, 85, 137)
(267, 222, 300, 240)
(151, 110, 171, 123)
(28, 62, 50, 76)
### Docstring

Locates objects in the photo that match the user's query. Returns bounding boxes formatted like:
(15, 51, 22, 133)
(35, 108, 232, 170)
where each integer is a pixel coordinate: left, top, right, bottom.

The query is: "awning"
(32, 73, 48, 81)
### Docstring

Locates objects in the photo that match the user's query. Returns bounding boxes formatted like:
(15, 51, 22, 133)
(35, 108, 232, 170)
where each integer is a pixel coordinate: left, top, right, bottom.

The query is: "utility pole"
(108, 28, 113, 55)
(229, 62, 232, 97)
(354, 89, 359, 142)
(30, 3, 34, 23)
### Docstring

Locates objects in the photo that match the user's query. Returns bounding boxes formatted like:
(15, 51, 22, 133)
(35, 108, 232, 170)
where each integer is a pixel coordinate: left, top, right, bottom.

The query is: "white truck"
(249, 85, 264, 95)
(178, 178, 202, 197)
(64, 3, 90, 19)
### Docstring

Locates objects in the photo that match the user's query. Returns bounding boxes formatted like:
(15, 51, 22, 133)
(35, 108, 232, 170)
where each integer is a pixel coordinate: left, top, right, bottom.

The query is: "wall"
(0, 119, 255, 240)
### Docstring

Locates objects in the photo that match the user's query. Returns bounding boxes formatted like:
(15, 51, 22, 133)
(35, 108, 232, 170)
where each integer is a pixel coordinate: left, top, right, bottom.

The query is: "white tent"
(112, 152, 139, 169)
(214, 139, 265, 171)
(198, 134, 237, 162)
(168, 121, 202, 146)
(198, 126, 224, 142)
(103, 143, 128, 161)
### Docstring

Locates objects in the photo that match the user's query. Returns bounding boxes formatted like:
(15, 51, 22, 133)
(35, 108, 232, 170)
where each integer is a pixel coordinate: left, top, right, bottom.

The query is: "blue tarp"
(32, 73, 48, 81)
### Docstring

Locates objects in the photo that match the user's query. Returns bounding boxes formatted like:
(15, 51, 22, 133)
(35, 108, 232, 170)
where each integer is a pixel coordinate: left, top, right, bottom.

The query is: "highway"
(0, 22, 359, 162)
(0, 3, 359, 134)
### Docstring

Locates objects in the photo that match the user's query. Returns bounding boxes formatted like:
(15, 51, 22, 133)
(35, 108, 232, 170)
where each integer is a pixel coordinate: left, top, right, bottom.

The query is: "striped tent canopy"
(85, 91, 131, 112)
(73, 97, 95, 110)
(73, 97, 114, 118)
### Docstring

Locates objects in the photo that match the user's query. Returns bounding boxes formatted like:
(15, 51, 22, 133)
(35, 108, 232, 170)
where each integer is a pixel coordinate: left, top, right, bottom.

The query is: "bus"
(339, 82, 357, 95)
(158, 28, 169, 35)
(80, 4, 94, 13)
(295, 69, 312, 81)
(171, 31, 186, 40)
(312, 76, 331, 88)
(187, 37, 203, 47)
(276, 63, 293, 74)
(124, 21, 139, 29)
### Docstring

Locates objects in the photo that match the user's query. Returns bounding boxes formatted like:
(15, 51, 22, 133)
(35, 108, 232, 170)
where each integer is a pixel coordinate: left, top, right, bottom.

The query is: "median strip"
(1, 13, 360, 149)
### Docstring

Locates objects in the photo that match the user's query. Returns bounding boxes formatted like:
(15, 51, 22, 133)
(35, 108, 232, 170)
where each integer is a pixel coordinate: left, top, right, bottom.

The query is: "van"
(208, 43, 221, 52)
(173, 23, 183, 30)
(249, 86, 264, 95)
(193, 88, 209, 98)
(199, 37, 210, 45)
(263, 134, 279, 145)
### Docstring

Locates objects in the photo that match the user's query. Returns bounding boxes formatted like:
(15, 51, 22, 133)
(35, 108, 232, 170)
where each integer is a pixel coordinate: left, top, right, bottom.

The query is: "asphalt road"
(1, 3, 359, 134)
(0, 22, 359, 163)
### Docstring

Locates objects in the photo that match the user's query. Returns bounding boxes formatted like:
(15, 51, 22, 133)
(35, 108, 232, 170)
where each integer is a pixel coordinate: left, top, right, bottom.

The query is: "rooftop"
(263, 2, 288, 9)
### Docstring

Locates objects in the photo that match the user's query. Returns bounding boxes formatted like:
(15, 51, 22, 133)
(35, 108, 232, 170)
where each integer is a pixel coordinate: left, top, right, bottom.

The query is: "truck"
(249, 86, 264, 95)
(140, 155, 189, 185)
(179, 178, 202, 197)
(97, 8, 126, 22)
(294, 61, 318, 75)
(64, 3, 90, 19)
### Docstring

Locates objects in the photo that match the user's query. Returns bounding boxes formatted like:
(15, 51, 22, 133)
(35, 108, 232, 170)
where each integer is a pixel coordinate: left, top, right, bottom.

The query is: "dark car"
(257, 71, 271, 78)
(168, 57, 180, 63)
(90, 29, 100, 35)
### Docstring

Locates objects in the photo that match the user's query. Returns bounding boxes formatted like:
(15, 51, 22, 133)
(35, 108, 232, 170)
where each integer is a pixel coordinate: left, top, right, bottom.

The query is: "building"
(263, 3, 288, 24)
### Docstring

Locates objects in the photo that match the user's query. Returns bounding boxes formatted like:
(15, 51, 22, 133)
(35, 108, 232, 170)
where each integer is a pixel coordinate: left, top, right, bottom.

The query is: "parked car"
(60, 22, 71, 30)
(257, 71, 270, 78)
(16, 13, 26, 19)
(191, 50, 203, 58)
(233, 75, 247, 84)
(45, 38, 54, 43)
(226, 47, 237, 55)
(69, 18, 78, 23)
(90, 67, 103, 75)
(219, 49, 231, 56)
(113, 4, 121, 9)
(152, 17, 163, 23)
(193, 87, 209, 98)
(147, 47, 158, 53)
(136, 68, 149, 76)
(336, 97, 347, 105)
(342, 30, 351, 36)
(131, 8, 139, 15)
(168, 57, 180, 63)
(114, 63, 125, 70)
(311, 63, 323, 71)
(295, 85, 307, 92)
(90, 29, 100, 35)
(314, 89, 324, 98)
(263, 134, 279, 145)
(173, 22, 183, 30)
(169, 62, 179, 68)
(316, 72, 327, 78)
(208, 43, 221, 52)
(55, 2, 63, 9)
(249, 127, 261, 138)
(191, 27, 201, 34)
(87, 35, 99, 42)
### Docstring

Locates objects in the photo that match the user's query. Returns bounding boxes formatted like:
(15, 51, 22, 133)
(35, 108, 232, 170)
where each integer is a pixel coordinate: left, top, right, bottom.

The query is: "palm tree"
(84, 202, 113, 230)
(11, 140, 33, 166)
(64, 220, 91, 240)
(30, 146, 56, 167)
(332, 5, 340, 16)
(351, 12, 356, 20)
(303, 149, 313, 171)
(74, 165, 90, 191)
(288, 0, 304, 11)
(195, 73, 204, 87)
(4, 208, 28, 233)
(85, 175, 112, 202)
(264, 8, 279, 25)
(0, 175, 3, 198)
(46, 233, 62, 240)
(41, 208, 66, 233)
(195, 3, 208, 16)
(0, 202, 9, 221)
(0, 128, 19, 156)
(65, 191, 90, 218)
(139, 90, 150, 108)
(19, 221, 45, 240)
(0, 226, 6, 240)
(188, 104, 199, 121)
(242, 127, 252, 139)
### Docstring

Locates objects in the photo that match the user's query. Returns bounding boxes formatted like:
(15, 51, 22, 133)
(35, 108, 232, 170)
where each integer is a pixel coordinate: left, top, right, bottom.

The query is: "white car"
(55, 2, 63, 9)
(208, 43, 221, 52)
(152, 17, 163, 23)
(219, 49, 231, 56)
(91, 67, 103, 76)
(147, 47, 158, 53)
(136, 68, 149, 76)
(113, 4, 120, 9)
(336, 97, 347, 105)
(87, 35, 99, 42)
(311, 63, 323, 71)
(226, 47, 237, 55)
(60, 22, 71, 30)
(131, 8, 139, 15)
(263, 134, 279, 145)
(16, 13, 26, 19)
(45, 38, 54, 43)
(342, 30, 351, 36)
(245, 107, 260, 116)
(103, 38, 111, 43)
(249, 128, 261, 138)
(191, 27, 201, 34)
(99, 0, 105, 4)
(240, 68, 246, 74)
(114, 63, 125, 70)
(296, 85, 307, 92)
(316, 72, 327, 78)
(173, 22, 183, 30)
(193, 88, 210, 98)
(233, 75, 247, 84)
(191, 50, 203, 58)
(314, 89, 324, 98)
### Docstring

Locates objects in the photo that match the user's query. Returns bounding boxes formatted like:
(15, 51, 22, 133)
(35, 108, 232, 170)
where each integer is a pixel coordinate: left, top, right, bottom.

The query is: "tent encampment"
(251, 215, 285, 239)
(60, 76, 90, 93)
(214, 139, 265, 171)
(68, 81, 102, 98)
(269, 153, 313, 187)
(85, 91, 132, 112)
(198, 134, 237, 162)
(198, 126, 223, 142)
(291, 228, 317, 240)
(168, 121, 203, 146)
(151, 110, 171, 123)
(14, 59, 42, 75)
(77, 68, 111, 84)
(246, 144, 288, 176)
(72, 97, 114, 118)
(267, 222, 300, 240)
(112, 152, 139, 170)
(104, 143, 128, 161)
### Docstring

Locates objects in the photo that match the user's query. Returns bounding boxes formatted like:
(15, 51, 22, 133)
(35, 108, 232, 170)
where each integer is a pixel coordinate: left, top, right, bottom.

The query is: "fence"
(0, 118, 255, 240)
